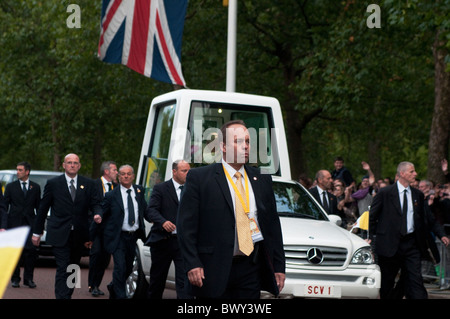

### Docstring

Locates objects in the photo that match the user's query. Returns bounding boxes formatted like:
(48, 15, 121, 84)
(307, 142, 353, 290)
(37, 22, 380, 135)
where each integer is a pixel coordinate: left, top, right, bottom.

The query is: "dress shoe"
(11, 280, 20, 288)
(91, 287, 105, 297)
(24, 280, 37, 288)
(107, 283, 115, 299)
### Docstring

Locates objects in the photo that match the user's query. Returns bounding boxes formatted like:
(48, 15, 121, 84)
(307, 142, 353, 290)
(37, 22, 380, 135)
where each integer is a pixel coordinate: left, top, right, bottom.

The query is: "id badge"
(249, 217, 263, 242)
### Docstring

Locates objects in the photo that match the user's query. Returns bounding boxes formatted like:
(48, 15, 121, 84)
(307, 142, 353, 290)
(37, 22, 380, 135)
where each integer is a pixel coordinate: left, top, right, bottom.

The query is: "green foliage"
(0, 0, 448, 180)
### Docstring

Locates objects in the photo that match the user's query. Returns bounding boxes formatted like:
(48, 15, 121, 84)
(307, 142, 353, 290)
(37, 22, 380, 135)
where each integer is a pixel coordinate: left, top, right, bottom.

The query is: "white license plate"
(304, 285, 340, 298)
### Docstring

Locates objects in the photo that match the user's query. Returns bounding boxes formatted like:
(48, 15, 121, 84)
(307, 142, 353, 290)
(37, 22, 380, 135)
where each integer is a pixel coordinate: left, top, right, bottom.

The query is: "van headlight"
(351, 247, 374, 264)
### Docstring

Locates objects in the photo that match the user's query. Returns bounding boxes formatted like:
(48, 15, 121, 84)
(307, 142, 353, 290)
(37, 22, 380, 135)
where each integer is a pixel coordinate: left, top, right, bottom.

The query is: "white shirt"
(222, 159, 263, 255)
(101, 176, 113, 195)
(20, 179, 29, 191)
(120, 185, 139, 232)
(65, 174, 77, 190)
(397, 181, 414, 234)
(172, 179, 183, 201)
(316, 185, 329, 207)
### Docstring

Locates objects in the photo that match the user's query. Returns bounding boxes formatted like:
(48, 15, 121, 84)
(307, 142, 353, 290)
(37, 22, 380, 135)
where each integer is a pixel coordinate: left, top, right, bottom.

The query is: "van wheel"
(126, 246, 148, 299)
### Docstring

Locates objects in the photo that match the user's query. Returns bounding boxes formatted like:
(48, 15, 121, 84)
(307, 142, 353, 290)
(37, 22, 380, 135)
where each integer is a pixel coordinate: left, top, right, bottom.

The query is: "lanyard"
(102, 181, 114, 194)
(223, 165, 250, 213)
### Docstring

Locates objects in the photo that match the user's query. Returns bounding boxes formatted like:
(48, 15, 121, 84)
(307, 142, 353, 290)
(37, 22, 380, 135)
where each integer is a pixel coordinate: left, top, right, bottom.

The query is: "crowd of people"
(300, 156, 450, 298)
(0, 121, 286, 300)
(299, 157, 450, 234)
(1, 140, 450, 300)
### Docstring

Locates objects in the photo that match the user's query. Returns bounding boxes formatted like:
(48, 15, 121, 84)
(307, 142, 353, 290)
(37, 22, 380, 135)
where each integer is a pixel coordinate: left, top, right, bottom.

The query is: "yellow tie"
(234, 172, 253, 256)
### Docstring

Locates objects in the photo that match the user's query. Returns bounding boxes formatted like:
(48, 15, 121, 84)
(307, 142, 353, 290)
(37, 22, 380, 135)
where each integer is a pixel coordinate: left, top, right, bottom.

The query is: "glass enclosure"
(140, 99, 280, 201)
(141, 101, 176, 201)
(273, 181, 328, 221)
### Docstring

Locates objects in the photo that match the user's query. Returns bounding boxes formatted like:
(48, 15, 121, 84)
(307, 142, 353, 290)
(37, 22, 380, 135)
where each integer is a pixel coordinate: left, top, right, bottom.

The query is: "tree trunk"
(50, 99, 61, 171)
(91, 130, 104, 179)
(427, 30, 450, 184)
(285, 107, 305, 180)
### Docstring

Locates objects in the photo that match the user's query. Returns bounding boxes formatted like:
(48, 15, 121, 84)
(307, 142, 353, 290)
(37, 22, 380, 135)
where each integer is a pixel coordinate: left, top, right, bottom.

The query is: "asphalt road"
(2, 256, 176, 300)
(3, 256, 450, 300)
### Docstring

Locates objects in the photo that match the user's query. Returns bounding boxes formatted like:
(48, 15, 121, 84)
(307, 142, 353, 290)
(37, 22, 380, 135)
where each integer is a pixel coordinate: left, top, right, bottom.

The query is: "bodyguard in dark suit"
(0, 188, 6, 230)
(4, 162, 41, 288)
(93, 164, 148, 299)
(146, 159, 191, 299)
(177, 120, 285, 299)
(88, 161, 118, 297)
(32, 153, 102, 299)
(309, 170, 345, 227)
(369, 161, 449, 299)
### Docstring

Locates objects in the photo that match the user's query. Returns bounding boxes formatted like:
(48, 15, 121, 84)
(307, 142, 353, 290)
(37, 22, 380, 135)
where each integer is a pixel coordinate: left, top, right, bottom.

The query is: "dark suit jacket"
(4, 180, 41, 229)
(0, 189, 8, 229)
(89, 178, 118, 240)
(94, 178, 118, 198)
(309, 186, 345, 224)
(177, 163, 285, 298)
(34, 174, 102, 247)
(145, 179, 179, 245)
(369, 182, 432, 258)
(99, 185, 148, 254)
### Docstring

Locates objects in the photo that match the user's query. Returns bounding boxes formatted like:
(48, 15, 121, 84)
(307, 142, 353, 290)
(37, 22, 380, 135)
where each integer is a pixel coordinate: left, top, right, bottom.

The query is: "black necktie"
(127, 189, 135, 226)
(22, 182, 27, 196)
(70, 179, 76, 202)
(401, 189, 408, 235)
(322, 191, 330, 213)
(107, 183, 112, 192)
(178, 185, 184, 201)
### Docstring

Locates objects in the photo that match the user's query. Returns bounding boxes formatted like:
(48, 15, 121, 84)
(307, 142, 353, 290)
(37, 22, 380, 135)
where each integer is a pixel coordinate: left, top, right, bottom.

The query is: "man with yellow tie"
(177, 120, 285, 299)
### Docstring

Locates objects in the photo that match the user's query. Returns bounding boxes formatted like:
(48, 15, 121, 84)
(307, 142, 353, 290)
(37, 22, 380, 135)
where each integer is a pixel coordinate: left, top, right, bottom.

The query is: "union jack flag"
(98, 0, 188, 87)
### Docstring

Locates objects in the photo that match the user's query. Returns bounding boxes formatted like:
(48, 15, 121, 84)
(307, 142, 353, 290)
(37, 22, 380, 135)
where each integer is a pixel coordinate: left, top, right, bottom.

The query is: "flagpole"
(226, 0, 237, 92)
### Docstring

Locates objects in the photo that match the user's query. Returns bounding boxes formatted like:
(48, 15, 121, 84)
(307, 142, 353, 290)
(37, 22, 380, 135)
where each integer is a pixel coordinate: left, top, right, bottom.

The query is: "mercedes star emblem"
(306, 247, 324, 264)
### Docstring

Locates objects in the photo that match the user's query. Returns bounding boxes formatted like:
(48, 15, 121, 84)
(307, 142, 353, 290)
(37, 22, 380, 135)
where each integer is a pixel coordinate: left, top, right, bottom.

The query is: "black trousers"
(88, 233, 111, 288)
(52, 231, 84, 299)
(110, 231, 137, 299)
(147, 235, 191, 299)
(12, 231, 37, 283)
(378, 233, 428, 299)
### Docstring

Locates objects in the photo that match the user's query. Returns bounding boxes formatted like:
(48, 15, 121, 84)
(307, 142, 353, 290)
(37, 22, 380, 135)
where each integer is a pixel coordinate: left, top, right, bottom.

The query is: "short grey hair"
(397, 161, 414, 175)
(119, 164, 134, 174)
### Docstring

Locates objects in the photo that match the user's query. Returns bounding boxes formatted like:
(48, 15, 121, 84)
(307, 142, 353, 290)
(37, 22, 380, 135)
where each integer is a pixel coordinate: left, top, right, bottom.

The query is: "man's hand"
(162, 221, 176, 233)
(187, 267, 205, 287)
(442, 159, 448, 174)
(31, 234, 41, 247)
(275, 272, 285, 292)
(93, 214, 102, 224)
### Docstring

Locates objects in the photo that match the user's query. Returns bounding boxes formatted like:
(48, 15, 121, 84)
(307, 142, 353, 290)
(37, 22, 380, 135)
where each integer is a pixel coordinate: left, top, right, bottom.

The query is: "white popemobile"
(126, 89, 380, 299)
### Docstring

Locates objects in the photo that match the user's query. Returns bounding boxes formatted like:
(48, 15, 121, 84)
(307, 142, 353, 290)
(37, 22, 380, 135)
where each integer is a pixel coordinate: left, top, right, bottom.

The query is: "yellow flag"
(0, 226, 29, 298)
(351, 211, 369, 232)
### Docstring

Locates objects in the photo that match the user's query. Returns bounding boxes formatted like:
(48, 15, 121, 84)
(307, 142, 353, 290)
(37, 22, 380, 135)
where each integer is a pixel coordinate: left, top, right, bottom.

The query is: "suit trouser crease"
(52, 232, 84, 299)
(111, 232, 137, 299)
(378, 234, 428, 299)
(148, 236, 189, 299)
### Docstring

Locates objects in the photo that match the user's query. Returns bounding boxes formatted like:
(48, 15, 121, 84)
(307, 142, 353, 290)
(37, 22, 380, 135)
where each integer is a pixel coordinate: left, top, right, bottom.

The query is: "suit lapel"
(215, 163, 234, 213)
(58, 175, 73, 203)
(74, 176, 85, 203)
(14, 180, 26, 200)
(389, 183, 402, 215)
(113, 187, 125, 213)
(166, 179, 179, 204)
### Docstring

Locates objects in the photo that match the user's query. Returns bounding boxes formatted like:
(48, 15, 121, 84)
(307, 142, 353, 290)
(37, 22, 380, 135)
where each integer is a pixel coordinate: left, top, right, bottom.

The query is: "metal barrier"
(422, 225, 450, 289)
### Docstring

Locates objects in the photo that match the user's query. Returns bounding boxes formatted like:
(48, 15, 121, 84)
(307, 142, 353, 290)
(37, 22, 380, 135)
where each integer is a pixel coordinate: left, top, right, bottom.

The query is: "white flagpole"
(226, 0, 237, 92)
